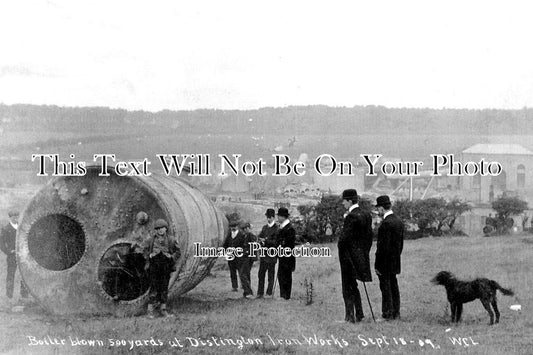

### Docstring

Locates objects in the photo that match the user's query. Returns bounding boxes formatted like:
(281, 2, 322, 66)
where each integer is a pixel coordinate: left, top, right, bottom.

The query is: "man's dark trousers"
(277, 264, 292, 299)
(6, 255, 28, 299)
(149, 253, 173, 305)
(239, 259, 253, 296)
(228, 260, 240, 290)
(378, 273, 400, 319)
(257, 260, 275, 296)
(339, 247, 363, 321)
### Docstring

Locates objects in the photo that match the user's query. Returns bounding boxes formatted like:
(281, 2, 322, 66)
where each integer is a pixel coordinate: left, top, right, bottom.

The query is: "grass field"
(0, 234, 532, 355)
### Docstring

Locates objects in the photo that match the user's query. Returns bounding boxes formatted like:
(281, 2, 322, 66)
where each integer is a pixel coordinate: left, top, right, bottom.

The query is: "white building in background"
(461, 144, 533, 204)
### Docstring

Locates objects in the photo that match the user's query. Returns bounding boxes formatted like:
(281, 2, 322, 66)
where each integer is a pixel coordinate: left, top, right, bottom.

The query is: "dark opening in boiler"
(98, 243, 150, 301)
(28, 214, 86, 271)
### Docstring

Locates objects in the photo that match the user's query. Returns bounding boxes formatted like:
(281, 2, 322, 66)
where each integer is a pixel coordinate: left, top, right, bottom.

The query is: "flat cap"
(136, 211, 149, 225)
(154, 219, 169, 229)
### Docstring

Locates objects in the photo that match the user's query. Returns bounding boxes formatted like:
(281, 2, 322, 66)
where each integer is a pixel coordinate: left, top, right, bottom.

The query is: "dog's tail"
(490, 280, 514, 296)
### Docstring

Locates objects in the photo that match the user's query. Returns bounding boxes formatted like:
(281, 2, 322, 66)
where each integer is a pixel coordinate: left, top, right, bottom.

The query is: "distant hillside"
(0, 103, 531, 135)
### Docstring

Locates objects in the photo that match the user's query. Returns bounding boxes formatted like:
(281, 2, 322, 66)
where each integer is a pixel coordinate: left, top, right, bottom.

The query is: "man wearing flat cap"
(0, 210, 29, 301)
(339, 189, 373, 322)
(142, 218, 180, 317)
(256, 208, 278, 298)
(276, 207, 296, 300)
(375, 195, 404, 320)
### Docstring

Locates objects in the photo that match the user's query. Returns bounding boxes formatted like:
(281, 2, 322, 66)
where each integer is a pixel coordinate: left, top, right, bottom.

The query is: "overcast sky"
(1, 1, 532, 111)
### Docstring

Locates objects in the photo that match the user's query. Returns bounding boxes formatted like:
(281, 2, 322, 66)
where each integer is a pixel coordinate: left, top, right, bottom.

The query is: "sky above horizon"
(1, 1, 533, 112)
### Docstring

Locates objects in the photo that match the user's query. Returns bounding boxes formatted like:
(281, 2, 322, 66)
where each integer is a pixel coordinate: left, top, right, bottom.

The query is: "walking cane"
(272, 266, 278, 298)
(362, 282, 376, 322)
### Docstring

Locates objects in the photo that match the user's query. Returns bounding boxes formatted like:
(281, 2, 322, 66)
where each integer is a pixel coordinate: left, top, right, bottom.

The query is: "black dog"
(431, 271, 514, 325)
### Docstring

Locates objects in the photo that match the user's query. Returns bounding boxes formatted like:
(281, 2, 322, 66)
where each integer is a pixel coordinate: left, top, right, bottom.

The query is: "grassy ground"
(0, 234, 532, 355)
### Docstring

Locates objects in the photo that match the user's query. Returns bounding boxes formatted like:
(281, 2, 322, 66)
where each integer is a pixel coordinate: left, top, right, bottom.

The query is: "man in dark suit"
(223, 221, 245, 292)
(276, 207, 296, 300)
(0, 210, 29, 300)
(339, 189, 373, 322)
(375, 195, 404, 320)
(256, 208, 278, 298)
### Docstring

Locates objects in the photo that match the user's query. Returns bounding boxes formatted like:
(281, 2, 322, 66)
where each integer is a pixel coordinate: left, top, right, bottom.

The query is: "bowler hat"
(265, 208, 275, 217)
(375, 195, 392, 207)
(341, 189, 358, 200)
(277, 207, 290, 218)
(8, 210, 19, 217)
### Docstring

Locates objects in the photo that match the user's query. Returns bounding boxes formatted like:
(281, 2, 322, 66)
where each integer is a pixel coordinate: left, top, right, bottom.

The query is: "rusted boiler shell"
(17, 166, 227, 316)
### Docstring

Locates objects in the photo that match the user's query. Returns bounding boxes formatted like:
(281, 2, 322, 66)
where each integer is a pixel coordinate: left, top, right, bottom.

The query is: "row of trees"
(226, 194, 528, 243)
(392, 198, 471, 237)
(294, 196, 472, 242)
(4, 103, 533, 135)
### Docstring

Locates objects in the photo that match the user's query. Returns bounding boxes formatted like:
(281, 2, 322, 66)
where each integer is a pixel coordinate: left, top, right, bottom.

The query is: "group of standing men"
(224, 188, 404, 324)
(339, 189, 404, 322)
(223, 207, 296, 300)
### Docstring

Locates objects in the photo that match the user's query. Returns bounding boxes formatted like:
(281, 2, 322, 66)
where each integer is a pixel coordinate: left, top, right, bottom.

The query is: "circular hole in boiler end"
(97, 243, 150, 302)
(28, 214, 86, 271)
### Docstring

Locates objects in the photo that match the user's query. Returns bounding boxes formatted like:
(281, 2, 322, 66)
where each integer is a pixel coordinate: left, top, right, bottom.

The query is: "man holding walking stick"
(338, 189, 373, 323)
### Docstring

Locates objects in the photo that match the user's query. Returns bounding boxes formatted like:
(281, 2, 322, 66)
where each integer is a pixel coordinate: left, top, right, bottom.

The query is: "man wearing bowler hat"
(0, 210, 29, 301)
(276, 207, 296, 300)
(339, 189, 373, 322)
(256, 208, 279, 298)
(375, 195, 404, 320)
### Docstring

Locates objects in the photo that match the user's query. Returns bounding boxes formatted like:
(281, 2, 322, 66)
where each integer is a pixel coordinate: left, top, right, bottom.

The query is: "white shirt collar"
(280, 219, 290, 229)
(231, 230, 238, 238)
(10, 222, 18, 230)
(348, 204, 359, 213)
(383, 210, 393, 219)
(267, 221, 276, 228)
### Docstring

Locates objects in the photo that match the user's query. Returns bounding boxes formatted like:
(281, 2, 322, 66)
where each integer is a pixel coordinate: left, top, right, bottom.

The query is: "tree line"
(2, 103, 533, 135)
(293, 195, 530, 242)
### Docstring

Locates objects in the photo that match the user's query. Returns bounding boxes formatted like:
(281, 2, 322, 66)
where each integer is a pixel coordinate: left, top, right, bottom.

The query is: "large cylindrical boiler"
(16, 166, 227, 316)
